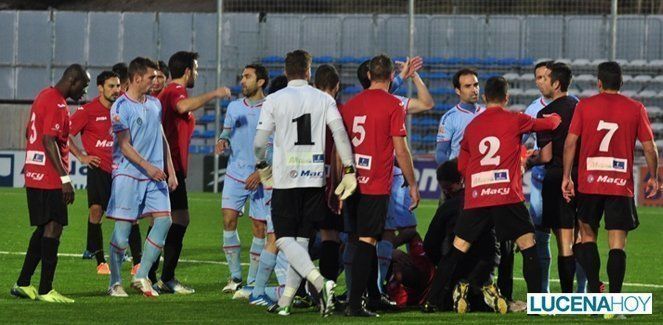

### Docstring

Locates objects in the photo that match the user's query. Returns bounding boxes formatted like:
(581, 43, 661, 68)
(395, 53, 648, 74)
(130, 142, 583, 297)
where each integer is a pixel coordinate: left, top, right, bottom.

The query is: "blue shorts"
(528, 166, 545, 226)
(385, 174, 417, 231)
(221, 175, 271, 223)
(106, 175, 171, 221)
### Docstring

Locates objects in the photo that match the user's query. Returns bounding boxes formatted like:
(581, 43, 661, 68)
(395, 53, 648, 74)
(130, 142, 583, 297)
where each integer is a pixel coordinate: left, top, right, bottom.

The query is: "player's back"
(570, 92, 653, 197)
(461, 106, 535, 209)
(110, 94, 164, 178)
(225, 98, 264, 180)
(262, 80, 337, 189)
(342, 89, 407, 195)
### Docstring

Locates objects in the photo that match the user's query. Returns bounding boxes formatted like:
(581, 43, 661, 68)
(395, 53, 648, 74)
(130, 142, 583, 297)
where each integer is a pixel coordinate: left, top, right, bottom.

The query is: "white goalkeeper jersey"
(257, 79, 343, 189)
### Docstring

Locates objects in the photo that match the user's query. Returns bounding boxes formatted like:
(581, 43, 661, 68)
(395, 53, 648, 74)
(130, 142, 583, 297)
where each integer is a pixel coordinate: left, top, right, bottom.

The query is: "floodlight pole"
(610, 0, 618, 61)
(213, 0, 223, 193)
(407, 0, 414, 148)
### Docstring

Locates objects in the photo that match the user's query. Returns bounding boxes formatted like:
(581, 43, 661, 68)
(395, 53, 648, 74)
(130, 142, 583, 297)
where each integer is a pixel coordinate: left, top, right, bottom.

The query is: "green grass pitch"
(0, 187, 661, 323)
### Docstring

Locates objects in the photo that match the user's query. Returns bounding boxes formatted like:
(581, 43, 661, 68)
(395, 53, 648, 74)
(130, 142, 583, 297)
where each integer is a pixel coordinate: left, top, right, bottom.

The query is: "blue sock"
(136, 216, 171, 279)
(535, 230, 551, 293)
(274, 251, 288, 286)
(109, 221, 132, 287)
(343, 240, 356, 290)
(252, 250, 276, 297)
(223, 230, 242, 281)
(248, 237, 265, 285)
(265, 285, 284, 303)
(576, 261, 587, 293)
(376, 240, 393, 294)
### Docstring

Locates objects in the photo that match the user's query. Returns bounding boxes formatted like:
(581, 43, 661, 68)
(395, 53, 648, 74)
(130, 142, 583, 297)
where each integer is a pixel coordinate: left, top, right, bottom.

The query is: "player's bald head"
(62, 64, 89, 84)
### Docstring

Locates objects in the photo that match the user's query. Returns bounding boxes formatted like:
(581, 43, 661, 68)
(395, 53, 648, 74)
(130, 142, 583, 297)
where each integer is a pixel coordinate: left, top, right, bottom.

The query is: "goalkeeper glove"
(255, 161, 273, 188)
(334, 165, 357, 200)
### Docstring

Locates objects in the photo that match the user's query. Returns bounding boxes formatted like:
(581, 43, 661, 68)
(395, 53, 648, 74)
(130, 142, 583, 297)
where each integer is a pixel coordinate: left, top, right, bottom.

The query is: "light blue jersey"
(523, 96, 550, 225)
(110, 94, 164, 179)
(522, 97, 551, 147)
(223, 98, 265, 181)
(436, 103, 484, 160)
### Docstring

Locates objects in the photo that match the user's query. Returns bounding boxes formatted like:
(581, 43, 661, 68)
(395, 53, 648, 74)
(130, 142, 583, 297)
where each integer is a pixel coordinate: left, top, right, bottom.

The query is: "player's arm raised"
(116, 130, 166, 182)
(175, 86, 231, 114)
(406, 72, 435, 114)
(43, 135, 75, 205)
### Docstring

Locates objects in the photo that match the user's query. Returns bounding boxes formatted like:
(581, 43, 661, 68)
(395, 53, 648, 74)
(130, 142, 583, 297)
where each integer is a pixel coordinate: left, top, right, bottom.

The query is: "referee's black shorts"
(87, 167, 112, 210)
(541, 168, 577, 230)
(455, 202, 534, 243)
(271, 187, 326, 239)
(169, 171, 188, 210)
(26, 188, 68, 226)
(344, 192, 389, 239)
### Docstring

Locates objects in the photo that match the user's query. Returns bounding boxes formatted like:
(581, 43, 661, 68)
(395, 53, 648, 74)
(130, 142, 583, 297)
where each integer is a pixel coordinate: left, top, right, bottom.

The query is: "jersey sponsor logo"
(471, 169, 510, 187)
(358, 175, 370, 184)
(57, 103, 66, 108)
(299, 169, 324, 178)
(586, 157, 627, 173)
(25, 171, 45, 181)
(355, 154, 372, 170)
(596, 175, 627, 186)
(77, 106, 84, 111)
(312, 154, 324, 163)
(437, 124, 445, 136)
(289, 170, 298, 178)
(95, 116, 108, 121)
(286, 152, 325, 166)
(480, 187, 510, 196)
(136, 117, 143, 126)
(25, 150, 46, 166)
(95, 139, 113, 148)
(53, 123, 60, 131)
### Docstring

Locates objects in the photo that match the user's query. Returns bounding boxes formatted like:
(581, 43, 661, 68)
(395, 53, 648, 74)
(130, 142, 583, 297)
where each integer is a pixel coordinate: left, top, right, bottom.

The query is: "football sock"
(276, 237, 322, 291)
(366, 247, 380, 300)
(87, 221, 106, 265)
(275, 251, 288, 286)
(17, 226, 43, 286)
(128, 223, 142, 265)
(349, 240, 375, 310)
(247, 236, 265, 284)
(498, 241, 515, 300)
(521, 246, 543, 293)
(109, 221, 132, 286)
(558, 255, 576, 293)
(343, 239, 356, 290)
(535, 229, 551, 292)
(252, 250, 276, 297)
(137, 217, 171, 279)
(161, 223, 186, 282)
(575, 261, 587, 293)
(265, 285, 284, 303)
(38, 237, 59, 295)
(427, 247, 464, 306)
(576, 242, 602, 293)
(376, 240, 393, 294)
(319, 240, 340, 282)
(607, 249, 626, 293)
(146, 226, 159, 283)
(223, 230, 242, 281)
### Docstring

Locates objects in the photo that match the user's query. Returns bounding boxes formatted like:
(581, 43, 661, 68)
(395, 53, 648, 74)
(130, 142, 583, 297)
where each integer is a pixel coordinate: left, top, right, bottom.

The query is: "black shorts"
(455, 202, 534, 243)
(169, 171, 188, 210)
(26, 188, 68, 226)
(317, 205, 344, 232)
(577, 193, 639, 231)
(272, 187, 326, 239)
(87, 167, 112, 210)
(541, 168, 577, 229)
(344, 192, 389, 238)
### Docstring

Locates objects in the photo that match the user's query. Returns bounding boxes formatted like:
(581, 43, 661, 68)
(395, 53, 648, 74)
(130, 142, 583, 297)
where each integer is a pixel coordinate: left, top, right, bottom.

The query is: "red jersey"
(159, 83, 195, 176)
(459, 106, 557, 209)
(341, 89, 407, 195)
(24, 87, 70, 189)
(569, 93, 653, 197)
(69, 97, 113, 173)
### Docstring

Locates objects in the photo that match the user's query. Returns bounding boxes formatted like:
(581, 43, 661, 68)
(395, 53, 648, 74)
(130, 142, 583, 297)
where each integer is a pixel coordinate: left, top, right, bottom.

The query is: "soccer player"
(342, 54, 420, 317)
(424, 76, 561, 314)
(522, 60, 554, 293)
(112, 62, 130, 93)
(151, 60, 170, 97)
(106, 57, 177, 297)
(562, 62, 659, 308)
(156, 51, 231, 294)
(527, 62, 579, 293)
(215, 64, 271, 294)
(355, 57, 433, 299)
(253, 49, 357, 317)
(69, 71, 121, 275)
(11, 64, 90, 303)
(436, 68, 484, 164)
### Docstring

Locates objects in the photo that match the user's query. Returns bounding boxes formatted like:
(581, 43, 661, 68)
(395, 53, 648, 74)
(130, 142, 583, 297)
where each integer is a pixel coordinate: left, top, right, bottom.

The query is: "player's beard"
(242, 86, 258, 98)
(105, 94, 118, 103)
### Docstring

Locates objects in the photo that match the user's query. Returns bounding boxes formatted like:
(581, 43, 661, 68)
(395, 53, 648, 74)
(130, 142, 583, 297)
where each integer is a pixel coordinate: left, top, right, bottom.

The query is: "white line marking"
(1, 250, 662, 288)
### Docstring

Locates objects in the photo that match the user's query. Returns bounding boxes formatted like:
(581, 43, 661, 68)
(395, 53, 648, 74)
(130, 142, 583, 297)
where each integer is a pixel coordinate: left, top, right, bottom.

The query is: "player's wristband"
(60, 175, 71, 184)
(390, 75, 404, 93)
(343, 165, 356, 175)
(256, 161, 269, 170)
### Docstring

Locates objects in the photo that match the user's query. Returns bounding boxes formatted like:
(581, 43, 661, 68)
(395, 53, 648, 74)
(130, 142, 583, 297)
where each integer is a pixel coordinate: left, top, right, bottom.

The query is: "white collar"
(287, 79, 308, 87)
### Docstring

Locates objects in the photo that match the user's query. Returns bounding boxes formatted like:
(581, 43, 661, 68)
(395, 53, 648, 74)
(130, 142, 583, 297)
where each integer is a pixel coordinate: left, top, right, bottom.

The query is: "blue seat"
(426, 57, 445, 65)
(313, 56, 334, 64)
(431, 87, 455, 96)
(198, 114, 216, 124)
(497, 58, 519, 66)
(461, 57, 482, 65)
(342, 85, 362, 95)
(262, 56, 284, 64)
(202, 130, 216, 139)
(434, 103, 453, 111)
(268, 70, 283, 78)
(221, 99, 232, 108)
(519, 58, 535, 66)
(429, 72, 450, 80)
(200, 146, 214, 155)
(482, 57, 500, 66)
(337, 56, 356, 64)
(230, 85, 242, 94)
(189, 145, 200, 154)
(192, 130, 202, 138)
(393, 56, 407, 64)
(479, 72, 501, 80)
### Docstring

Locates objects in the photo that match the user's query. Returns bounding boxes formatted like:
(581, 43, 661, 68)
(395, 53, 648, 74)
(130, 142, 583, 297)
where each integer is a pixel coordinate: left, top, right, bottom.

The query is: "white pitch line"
(2, 250, 663, 289)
